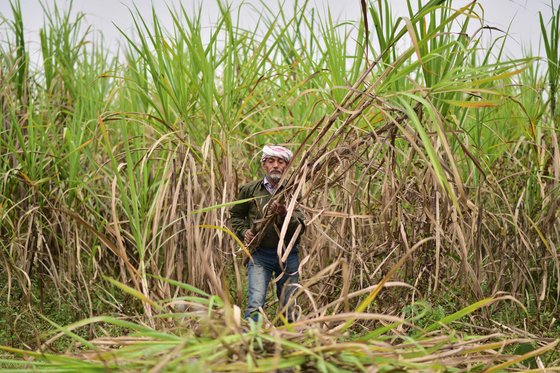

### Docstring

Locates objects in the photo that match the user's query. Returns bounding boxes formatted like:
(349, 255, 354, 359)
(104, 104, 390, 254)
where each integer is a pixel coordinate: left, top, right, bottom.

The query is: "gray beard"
(268, 173, 282, 183)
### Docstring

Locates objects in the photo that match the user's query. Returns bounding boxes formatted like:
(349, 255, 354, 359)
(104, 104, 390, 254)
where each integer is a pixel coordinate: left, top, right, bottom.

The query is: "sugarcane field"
(0, 0, 559, 371)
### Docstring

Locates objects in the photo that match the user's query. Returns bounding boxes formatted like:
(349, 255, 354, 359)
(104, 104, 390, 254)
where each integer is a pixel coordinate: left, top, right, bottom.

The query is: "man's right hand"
(244, 229, 255, 246)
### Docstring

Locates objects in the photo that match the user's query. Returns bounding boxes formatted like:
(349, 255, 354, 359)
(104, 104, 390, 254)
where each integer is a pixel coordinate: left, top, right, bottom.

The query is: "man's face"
(261, 156, 288, 184)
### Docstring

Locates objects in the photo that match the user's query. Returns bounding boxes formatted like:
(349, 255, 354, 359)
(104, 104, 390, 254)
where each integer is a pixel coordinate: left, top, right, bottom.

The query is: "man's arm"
(290, 204, 306, 234)
(230, 186, 250, 241)
(271, 200, 305, 234)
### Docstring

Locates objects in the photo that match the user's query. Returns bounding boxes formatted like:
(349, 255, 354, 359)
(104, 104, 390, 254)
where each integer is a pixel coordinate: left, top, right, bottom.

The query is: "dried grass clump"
(2, 286, 558, 372)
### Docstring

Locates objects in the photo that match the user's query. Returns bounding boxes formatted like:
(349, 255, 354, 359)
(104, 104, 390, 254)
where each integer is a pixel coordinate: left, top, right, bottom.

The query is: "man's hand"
(269, 201, 287, 215)
(244, 229, 255, 246)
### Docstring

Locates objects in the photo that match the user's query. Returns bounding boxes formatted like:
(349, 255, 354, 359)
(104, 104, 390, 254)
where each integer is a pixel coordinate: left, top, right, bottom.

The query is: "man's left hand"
(269, 201, 287, 215)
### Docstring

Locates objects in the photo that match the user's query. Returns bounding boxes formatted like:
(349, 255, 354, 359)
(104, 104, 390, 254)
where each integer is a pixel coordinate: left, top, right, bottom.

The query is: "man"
(230, 145, 305, 323)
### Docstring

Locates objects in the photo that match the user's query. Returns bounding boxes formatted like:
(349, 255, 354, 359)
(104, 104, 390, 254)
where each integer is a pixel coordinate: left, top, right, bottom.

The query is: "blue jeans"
(245, 248, 299, 322)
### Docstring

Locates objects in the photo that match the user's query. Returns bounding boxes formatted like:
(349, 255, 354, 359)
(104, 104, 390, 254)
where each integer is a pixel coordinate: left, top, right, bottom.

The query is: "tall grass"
(0, 0, 559, 369)
(2, 285, 558, 371)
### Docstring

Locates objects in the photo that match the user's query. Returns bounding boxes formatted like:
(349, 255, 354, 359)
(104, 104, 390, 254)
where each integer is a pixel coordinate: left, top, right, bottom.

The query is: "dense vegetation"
(0, 0, 559, 370)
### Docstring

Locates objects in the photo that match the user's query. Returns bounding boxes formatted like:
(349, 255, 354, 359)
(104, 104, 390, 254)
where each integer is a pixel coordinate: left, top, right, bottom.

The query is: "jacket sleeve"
(288, 203, 306, 234)
(230, 186, 250, 241)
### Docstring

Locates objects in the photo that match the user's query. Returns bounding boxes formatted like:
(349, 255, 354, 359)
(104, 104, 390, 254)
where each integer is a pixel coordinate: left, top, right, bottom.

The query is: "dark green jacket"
(230, 179, 305, 251)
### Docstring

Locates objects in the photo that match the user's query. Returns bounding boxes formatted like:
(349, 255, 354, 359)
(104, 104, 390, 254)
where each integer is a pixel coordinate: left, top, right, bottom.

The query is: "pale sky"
(0, 1, 553, 58)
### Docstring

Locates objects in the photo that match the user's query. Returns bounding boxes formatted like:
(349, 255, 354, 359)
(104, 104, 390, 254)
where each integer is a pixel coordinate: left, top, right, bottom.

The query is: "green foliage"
(1, 0, 560, 370)
(2, 279, 558, 372)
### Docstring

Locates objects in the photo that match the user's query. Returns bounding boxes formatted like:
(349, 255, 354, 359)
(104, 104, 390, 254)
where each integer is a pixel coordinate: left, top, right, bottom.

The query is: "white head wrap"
(261, 145, 292, 163)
